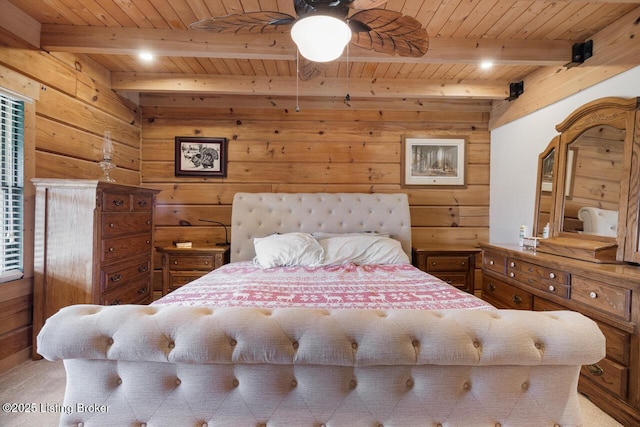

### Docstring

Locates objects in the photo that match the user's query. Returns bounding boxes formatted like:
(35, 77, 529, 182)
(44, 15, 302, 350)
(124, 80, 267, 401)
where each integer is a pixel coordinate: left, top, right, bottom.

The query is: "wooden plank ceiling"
(8, 0, 639, 100)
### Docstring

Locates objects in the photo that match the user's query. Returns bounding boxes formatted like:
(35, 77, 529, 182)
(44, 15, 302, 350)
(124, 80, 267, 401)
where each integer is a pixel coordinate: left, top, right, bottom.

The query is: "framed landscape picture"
(175, 136, 227, 177)
(401, 137, 466, 187)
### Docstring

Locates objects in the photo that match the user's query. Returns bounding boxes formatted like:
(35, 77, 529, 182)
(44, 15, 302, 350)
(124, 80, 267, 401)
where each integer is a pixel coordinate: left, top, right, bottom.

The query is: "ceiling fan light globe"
(291, 16, 351, 63)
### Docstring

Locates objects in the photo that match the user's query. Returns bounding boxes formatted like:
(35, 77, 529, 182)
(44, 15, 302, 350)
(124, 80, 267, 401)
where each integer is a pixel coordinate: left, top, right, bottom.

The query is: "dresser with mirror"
(481, 97, 640, 426)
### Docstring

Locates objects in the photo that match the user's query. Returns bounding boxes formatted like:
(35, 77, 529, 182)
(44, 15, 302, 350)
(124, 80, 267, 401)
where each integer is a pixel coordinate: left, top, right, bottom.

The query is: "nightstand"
(157, 245, 230, 295)
(412, 244, 481, 296)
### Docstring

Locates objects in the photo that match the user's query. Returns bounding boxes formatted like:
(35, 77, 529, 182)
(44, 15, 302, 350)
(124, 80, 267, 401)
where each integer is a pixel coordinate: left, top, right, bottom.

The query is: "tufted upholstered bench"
(37, 304, 605, 427)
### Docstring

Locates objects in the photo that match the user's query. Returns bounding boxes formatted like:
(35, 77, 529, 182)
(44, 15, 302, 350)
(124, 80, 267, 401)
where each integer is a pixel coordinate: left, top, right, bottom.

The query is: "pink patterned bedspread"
(154, 261, 493, 311)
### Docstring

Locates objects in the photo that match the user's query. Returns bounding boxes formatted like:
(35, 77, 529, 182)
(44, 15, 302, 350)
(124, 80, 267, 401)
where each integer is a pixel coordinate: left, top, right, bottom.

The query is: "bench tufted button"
(232, 379, 240, 387)
(116, 378, 122, 385)
(351, 342, 358, 350)
(412, 340, 419, 348)
(535, 342, 542, 349)
(406, 378, 414, 389)
(201, 423, 208, 427)
(78, 423, 84, 427)
(495, 423, 502, 427)
(230, 338, 237, 346)
(349, 379, 357, 389)
(436, 424, 443, 427)
(473, 341, 480, 348)
(140, 423, 147, 427)
(521, 382, 529, 390)
(175, 378, 181, 386)
(107, 338, 114, 345)
(463, 381, 471, 391)
(168, 342, 175, 349)
(292, 341, 299, 350)
(258, 423, 267, 427)
(290, 379, 297, 388)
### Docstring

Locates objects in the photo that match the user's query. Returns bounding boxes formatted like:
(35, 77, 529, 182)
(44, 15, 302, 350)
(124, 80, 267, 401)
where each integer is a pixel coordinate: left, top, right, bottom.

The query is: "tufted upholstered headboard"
(230, 193, 411, 263)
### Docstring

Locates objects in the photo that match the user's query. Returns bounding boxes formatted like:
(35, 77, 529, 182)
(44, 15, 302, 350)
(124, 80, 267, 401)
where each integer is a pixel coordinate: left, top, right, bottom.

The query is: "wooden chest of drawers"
(480, 242, 640, 426)
(32, 179, 159, 357)
(157, 246, 230, 295)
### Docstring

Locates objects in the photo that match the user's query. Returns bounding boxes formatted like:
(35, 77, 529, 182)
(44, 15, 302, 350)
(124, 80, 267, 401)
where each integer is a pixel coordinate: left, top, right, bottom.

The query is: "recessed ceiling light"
(480, 61, 494, 70)
(139, 52, 154, 62)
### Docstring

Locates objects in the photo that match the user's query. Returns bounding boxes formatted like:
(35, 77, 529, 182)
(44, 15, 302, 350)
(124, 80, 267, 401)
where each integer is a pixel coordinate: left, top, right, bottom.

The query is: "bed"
(37, 192, 605, 426)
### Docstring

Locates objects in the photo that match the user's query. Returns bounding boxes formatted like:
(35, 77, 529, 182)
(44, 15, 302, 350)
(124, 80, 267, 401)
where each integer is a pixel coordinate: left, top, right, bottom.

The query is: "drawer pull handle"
(109, 223, 115, 228)
(110, 274, 122, 282)
(586, 364, 604, 376)
(445, 279, 453, 284)
(113, 199, 124, 207)
(512, 295, 522, 304)
(204, 261, 210, 265)
(108, 247, 115, 252)
(173, 260, 178, 265)
(509, 272, 515, 278)
(431, 261, 437, 266)
(549, 272, 556, 279)
(548, 285, 555, 291)
(138, 265, 148, 273)
(488, 283, 496, 292)
(489, 260, 494, 265)
(146, 220, 151, 225)
(138, 200, 147, 207)
(146, 240, 151, 245)
(589, 291, 598, 299)
(509, 261, 515, 267)
(138, 287, 147, 295)
(110, 299, 121, 305)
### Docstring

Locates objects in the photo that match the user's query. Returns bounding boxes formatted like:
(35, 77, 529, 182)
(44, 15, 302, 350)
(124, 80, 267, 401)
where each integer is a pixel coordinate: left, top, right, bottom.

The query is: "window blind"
(0, 92, 24, 283)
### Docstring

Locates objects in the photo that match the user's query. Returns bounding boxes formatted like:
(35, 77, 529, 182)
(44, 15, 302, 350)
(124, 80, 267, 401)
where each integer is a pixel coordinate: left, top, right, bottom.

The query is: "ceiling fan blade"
(345, 0, 388, 9)
(189, 12, 296, 34)
(349, 9, 428, 57)
(298, 56, 328, 81)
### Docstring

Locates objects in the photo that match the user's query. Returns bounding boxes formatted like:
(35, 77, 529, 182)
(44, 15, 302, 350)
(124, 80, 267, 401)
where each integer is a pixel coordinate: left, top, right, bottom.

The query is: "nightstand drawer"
(571, 275, 631, 320)
(167, 272, 208, 293)
(168, 255, 216, 270)
(432, 272, 467, 288)
(426, 256, 470, 272)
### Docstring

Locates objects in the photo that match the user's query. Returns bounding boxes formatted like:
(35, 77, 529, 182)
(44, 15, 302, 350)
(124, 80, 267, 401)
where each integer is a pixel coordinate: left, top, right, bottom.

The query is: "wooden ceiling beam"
(111, 72, 509, 99)
(41, 24, 574, 66)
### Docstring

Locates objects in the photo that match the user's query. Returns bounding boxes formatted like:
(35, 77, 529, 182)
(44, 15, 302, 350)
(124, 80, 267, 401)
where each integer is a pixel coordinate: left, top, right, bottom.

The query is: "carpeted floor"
(0, 359, 624, 426)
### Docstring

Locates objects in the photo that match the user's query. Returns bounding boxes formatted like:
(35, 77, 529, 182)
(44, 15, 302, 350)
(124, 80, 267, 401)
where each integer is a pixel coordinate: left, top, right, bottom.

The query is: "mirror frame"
(537, 97, 639, 263)
(533, 136, 558, 238)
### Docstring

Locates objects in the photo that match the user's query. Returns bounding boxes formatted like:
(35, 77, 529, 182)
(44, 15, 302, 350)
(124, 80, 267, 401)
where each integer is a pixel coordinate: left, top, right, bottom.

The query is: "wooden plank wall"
(140, 94, 491, 299)
(0, 39, 141, 372)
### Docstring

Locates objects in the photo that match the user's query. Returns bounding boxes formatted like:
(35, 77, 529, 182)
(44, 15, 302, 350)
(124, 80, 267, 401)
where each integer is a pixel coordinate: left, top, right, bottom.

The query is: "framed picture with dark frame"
(175, 136, 227, 177)
(401, 136, 466, 187)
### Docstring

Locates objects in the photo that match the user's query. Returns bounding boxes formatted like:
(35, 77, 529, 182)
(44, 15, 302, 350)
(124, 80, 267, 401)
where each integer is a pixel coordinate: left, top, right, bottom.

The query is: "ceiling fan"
(189, 0, 428, 80)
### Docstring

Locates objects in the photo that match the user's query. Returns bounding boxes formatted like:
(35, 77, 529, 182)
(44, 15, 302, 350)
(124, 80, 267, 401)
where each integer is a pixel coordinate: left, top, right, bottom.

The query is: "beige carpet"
(0, 359, 624, 426)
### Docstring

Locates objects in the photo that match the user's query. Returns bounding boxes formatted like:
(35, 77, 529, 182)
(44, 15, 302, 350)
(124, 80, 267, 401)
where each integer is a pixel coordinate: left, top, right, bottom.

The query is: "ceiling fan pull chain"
(345, 39, 351, 103)
(295, 49, 300, 112)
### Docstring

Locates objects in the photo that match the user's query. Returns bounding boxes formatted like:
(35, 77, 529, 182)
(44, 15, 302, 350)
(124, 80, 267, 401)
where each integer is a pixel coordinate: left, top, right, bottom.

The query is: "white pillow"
(319, 235, 409, 266)
(312, 231, 389, 239)
(253, 232, 324, 268)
